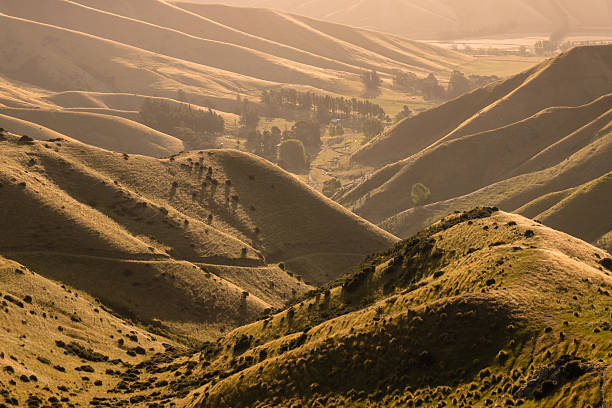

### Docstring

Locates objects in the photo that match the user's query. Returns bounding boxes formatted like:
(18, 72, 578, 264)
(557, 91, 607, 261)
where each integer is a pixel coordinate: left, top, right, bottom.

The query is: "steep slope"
(0, 0, 467, 102)
(0, 130, 396, 341)
(63, 208, 612, 407)
(173, 2, 466, 73)
(345, 93, 612, 223)
(0, 108, 185, 157)
(0, 12, 272, 112)
(0, 0, 357, 92)
(532, 171, 612, 252)
(340, 45, 612, 255)
(181, 0, 612, 40)
(351, 44, 612, 167)
(380, 117, 612, 249)
(0, 254, 183, 408)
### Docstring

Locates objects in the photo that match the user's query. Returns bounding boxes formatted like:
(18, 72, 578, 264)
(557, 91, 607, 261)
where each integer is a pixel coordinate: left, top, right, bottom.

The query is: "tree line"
(139, 99, 225, 149)
(260, 88, 386, 122)
(393, 70, 499, 100)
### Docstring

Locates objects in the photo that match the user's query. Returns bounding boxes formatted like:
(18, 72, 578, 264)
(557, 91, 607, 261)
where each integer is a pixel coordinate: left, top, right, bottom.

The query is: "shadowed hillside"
(351, 45, 612, 167)
(180, 0, 612, 40)
(0, 108, 185, 157)
(340, 45, 612, 254)
(0, 130, 396, 342)
(10, 208, 605, 406)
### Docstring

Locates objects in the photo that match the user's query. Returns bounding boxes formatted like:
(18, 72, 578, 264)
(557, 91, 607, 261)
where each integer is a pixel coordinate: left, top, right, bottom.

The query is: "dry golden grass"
(0, 131, 394, 341)
(142, 210, 612, 407)
(0, 254, 180, 407)
(180, 0, 612, 41)
(347, 94, 612, 223)
(0, 108, 184, 157)
(380, 113, 612, 248)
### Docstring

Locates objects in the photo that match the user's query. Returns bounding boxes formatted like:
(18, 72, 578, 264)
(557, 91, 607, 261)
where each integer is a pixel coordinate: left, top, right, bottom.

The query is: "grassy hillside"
(351, 45, 612, 167)
(181, 0, 612, 40)
(346, 94, 612, 223)
(46, 208, 609, 407)
(380, 117, 612, 250)
(0, 253, 185, 407)
(174, 2, 467, 73)
(0, 108, 185, 157)
(534, 171, 612, 251)
(0, 131, 395, 342)
(340, 45, 612, 257)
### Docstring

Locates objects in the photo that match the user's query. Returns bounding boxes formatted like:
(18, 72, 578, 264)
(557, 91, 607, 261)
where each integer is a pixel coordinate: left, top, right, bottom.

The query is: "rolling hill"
(0, 108, 185, 157)
(6, 208, 609, 406)
(0, 130, 396, 343)
(180, 0, 612, 40)
(339, 45, 612, 254)
(0, 0, 470, 160)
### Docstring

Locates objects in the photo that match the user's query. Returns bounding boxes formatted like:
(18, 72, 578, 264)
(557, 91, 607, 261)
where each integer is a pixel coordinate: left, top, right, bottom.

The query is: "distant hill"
(0, 0, 468, 158)
(0, 108, 185, 157)
(338, 45, 612, 253)
(0, 131, 396, 342)
(179, 0, 612, 40)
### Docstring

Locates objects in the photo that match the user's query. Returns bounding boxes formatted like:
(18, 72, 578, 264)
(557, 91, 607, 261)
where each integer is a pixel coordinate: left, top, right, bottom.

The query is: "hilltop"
(340, 45, 612, 253)
(185, 209, 612, 407)
(0, 130, 396, 342)
(6, 208, 608, 406)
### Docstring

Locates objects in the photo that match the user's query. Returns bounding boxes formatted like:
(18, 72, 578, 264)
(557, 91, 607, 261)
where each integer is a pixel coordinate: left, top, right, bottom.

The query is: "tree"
(362, 117, 384, 142)
(291, 120, 321, 150)
(411, 183, 431, 206)
(263, 127, 282, 159)
(394, 105, 413, 122)
(278, 139, 308, 172)
(393, 70, 419, 92)
(447, 70, 471, 99)
(361, 69, 382, 97)
(245, 130, 263, 155)
(139, 99, 224, 149)
(420, 73, 446, 100)
(239, 99, 260, 129)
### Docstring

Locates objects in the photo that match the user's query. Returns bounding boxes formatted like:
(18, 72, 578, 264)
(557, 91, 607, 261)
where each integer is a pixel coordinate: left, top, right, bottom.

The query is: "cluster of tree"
(361, 118, 385, 143)
(244, 126, 282, 161)
(533, 40, 558, 56)
(244, 120, 322, 171)
(139, 99, 224, 149)
(360, 69, 383, 97)
(328, 124, 344, 136)
(394, 105, 413, 122)
(261, 88, 385, 123)
(393, 70, 499, 101)
(237, 97, 260, 129)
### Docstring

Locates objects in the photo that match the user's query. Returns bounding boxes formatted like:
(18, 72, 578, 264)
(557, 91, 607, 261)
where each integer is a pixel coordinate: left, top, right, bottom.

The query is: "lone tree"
(278, 139, 308, 172)
(411, 183, 431, 206)
(361, 69, 382, 97)
(394, 105, 413, 122)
